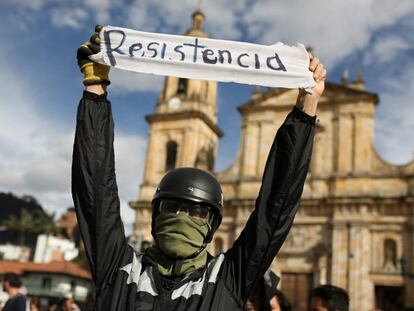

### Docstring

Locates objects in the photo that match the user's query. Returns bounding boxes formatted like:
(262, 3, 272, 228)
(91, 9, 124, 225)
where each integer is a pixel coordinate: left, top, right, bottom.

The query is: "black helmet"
(152, 167, 223, 242)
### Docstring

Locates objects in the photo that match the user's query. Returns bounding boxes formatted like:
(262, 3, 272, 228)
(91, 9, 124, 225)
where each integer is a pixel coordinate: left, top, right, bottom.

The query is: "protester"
(310, 284, 349, 311)
(72, 25, 326, 310)
(55, 294, 80, 311)
(271, 289, 291, 311)
(245, 277, 269, 311)
(246, 271, 291, 311)
(29, 296, 41, 311)
(2, 273, 26, 311)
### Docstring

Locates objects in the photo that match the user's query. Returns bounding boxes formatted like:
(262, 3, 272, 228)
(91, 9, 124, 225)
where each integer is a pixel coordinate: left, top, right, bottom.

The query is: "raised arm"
(72, 27, 131, 289)
(222, 54, 326, 306)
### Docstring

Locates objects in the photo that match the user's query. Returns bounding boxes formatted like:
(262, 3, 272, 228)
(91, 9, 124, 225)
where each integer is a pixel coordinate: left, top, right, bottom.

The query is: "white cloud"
(0, 52, 146, 236)
(124, 0, 247, 39)
(110, 68, 164, 93)
(374, 60, 414, 164)
(113, 134, 147, 230)
(364, 35, 411, 65)
(7, 0, 46, 10)
(50, 7, 89, 29)
(84, 0, 122, 24)
(243, 0, 414, 68)
(10, 0, 413, 71)
(7, 0, 120, 29)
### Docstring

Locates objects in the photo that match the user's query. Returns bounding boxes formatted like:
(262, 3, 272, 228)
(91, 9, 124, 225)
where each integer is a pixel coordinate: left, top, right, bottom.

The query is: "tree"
(33, 211, 61, 263)
(1, 209, 37, 247)
(1, 209, 59, 248)
(33, 211, 60, 236)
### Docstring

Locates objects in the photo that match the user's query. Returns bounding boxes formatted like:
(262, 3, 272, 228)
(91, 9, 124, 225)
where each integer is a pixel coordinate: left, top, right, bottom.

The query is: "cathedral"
(129, 11, 414, 311)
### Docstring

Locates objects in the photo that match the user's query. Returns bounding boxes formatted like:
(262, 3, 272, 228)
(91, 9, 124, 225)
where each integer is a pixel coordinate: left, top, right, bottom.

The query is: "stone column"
(333, 112, 353, 174)
(317, 254, 328, 285)
(353, 112, 373, 173)
(241, 122, 259, 177)
(347, 224, 373, 311)
(330, 222, 349, 289)
(404, 202, 414, 306)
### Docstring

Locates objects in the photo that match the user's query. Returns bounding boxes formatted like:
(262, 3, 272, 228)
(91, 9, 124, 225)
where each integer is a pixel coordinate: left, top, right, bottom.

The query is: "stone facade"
(130, 11, 414, 311)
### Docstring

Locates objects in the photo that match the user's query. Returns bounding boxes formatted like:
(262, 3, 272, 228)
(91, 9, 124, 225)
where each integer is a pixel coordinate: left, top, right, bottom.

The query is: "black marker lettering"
(267, 53, 287, 71)
(237, 53, 249, 68)
(104, 29, 126, 66)
(161, 43, 167, 59)
(174, 45, 185, 61)
(183, 38, 206, 63)
(129, 43, 142, 57)
(202, 49, 217, 64)
(218, 49, 232, 64)
(254, 53, 260, 69)
(147, 42, 159, 58)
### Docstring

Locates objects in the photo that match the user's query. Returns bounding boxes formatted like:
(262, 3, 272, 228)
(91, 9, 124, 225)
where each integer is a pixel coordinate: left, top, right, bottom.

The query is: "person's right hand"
(77, 25, 110, 86)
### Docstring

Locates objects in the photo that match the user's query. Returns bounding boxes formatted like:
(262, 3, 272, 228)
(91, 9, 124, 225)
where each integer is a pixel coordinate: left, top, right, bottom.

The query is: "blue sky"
(1, 0, 414, 234)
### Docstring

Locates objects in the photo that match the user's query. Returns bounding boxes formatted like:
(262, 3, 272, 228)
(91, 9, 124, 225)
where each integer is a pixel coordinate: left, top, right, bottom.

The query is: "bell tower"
(130, 11, 223, 246)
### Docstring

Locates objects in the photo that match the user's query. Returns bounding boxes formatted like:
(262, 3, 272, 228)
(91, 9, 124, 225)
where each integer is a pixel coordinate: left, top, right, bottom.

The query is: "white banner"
(90, 25, 316, 91)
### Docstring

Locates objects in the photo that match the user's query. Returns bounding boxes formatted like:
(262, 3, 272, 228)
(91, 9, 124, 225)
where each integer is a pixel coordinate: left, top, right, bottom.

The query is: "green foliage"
(33, 211, 60, 236)
(1, 209, 60, 247)
(1, 209, 36, 246)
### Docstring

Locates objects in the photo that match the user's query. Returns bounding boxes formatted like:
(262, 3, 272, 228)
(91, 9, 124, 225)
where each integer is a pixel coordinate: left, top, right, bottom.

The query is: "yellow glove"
(77, 25, 110, 86)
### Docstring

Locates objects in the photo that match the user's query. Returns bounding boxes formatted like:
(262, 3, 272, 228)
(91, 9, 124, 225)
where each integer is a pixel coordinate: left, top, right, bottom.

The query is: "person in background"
(58, 294, 80, 311)
(246, 271, 291, 311)
(2, 273, 26, 311)
(29, 296, 41, 311)
(270, 289, 291, 311)
(310, 284, 349, 311)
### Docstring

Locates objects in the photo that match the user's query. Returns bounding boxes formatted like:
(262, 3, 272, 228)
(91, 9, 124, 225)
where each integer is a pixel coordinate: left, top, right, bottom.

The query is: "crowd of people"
(1, 273, 80, 311)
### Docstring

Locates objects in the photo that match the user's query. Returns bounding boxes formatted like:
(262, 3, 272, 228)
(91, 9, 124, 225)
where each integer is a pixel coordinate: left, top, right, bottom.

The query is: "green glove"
(77, 25, 110, 86)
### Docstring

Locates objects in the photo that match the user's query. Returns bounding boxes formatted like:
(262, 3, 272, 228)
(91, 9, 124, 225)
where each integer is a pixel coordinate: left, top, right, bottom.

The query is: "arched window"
(383, 239, 397, 269)
(177, 78, 188, 94)
(165, 141, 178, 171)
(214, 237, 223, 255)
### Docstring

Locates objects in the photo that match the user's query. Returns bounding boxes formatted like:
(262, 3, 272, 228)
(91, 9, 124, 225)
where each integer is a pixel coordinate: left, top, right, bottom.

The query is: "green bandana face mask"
(153, 212, 210, 259)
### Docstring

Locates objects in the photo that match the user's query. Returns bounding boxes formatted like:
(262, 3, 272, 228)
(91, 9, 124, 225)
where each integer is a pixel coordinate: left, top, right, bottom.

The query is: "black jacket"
(72, 91, 316, 311)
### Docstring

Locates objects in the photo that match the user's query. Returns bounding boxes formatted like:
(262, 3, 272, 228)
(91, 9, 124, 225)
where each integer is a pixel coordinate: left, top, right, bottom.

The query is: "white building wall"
(34, 235, 78, 263)
(0, 244, 30, 261)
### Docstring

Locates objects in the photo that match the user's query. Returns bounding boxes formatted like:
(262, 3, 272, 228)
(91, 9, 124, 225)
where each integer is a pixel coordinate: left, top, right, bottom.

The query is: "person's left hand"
(308, 52, 326, 98)
(295, 53, 327, 116)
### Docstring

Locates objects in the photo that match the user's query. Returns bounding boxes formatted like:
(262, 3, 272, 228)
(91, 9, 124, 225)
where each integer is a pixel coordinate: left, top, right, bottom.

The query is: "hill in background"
(0, 192, 47, 246)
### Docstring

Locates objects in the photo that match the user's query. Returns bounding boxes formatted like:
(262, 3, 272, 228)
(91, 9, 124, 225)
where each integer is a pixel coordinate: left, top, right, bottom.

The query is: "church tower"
(130, 11, 223, 245)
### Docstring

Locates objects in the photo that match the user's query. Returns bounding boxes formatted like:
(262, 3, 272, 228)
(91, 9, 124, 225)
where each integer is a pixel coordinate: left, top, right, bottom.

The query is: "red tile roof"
(0, 261, 91, 280)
